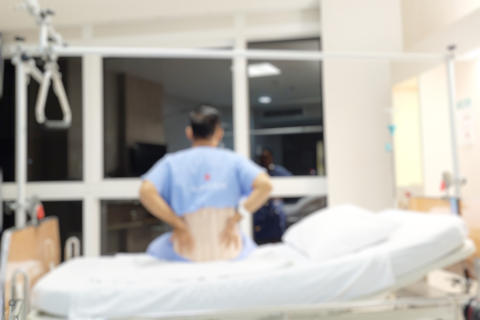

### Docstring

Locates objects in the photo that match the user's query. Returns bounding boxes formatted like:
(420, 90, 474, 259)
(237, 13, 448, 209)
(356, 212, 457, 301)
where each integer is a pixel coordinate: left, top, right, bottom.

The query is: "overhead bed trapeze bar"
(16, 45, 446, 61)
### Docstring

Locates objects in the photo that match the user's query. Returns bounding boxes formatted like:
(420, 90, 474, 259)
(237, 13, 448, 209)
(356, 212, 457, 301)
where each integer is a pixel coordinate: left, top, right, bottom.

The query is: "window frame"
(1, 33, 327, 257)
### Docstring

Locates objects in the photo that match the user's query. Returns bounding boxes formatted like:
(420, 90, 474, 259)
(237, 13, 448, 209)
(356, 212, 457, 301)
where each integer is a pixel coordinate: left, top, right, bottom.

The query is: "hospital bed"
(2, 210, 476, 320)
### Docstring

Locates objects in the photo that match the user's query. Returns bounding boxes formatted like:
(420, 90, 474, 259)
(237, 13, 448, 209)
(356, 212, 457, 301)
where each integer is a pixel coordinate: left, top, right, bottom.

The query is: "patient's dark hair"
(189, 105, 221, 139)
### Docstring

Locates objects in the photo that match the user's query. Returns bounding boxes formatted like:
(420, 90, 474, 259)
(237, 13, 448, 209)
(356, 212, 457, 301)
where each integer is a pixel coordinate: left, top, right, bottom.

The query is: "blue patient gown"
(142, 146, 264, 262)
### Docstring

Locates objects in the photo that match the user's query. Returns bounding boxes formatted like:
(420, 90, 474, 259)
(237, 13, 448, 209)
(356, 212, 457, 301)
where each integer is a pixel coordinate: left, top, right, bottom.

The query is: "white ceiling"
(0, 0, 318, 31)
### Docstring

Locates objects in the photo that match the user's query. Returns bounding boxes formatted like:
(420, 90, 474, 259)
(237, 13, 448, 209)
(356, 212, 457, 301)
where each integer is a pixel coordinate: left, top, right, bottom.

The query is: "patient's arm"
(244, 172, 273, 213)
(221, 173, 273, 246)
(139, 180, 194, 253)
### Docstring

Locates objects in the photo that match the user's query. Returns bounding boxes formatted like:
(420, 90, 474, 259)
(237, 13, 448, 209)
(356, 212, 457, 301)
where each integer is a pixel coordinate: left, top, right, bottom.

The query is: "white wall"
(0, 0, 318, 31)
(401, 0, 480, 49)
(418, 64, 453, 197)
(392, 78, 423, 189)
(1, 3, 320, 49)
(413, 60, 480, 200)
(455, 60, 480, 199)
(393, 5, 480, 85)
(321, 0, 402, 210)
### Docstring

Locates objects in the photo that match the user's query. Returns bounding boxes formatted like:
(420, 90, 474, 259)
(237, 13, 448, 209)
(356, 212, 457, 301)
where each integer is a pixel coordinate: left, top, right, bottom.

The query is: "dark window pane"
(253, 196, 327, 245)
(0, 58, 83, 181)
(1, 202, 15, 233)
(101, 200, 170, 255)
(0, 60, 15, 181)
(103, 58, 233, 178)
(248, 39, 325, 176)
(43, 201, 83, 261)
(249, 38, 321, 51)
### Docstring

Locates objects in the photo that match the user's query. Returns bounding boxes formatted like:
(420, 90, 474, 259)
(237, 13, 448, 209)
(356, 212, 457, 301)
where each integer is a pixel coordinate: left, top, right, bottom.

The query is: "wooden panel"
(7, 227, 37, 263)
(125, 75, 164, 146)
(37, 218, 61, 271)
(408, 197, 452, 213)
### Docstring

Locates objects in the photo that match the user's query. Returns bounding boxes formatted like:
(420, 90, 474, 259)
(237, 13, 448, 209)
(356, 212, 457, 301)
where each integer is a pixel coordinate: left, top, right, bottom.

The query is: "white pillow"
(282, 204, 400, 261)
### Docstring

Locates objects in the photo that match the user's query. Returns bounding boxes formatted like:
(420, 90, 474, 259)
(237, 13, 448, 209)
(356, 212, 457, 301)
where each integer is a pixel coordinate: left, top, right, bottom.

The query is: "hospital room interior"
(1, 0, 480, 319)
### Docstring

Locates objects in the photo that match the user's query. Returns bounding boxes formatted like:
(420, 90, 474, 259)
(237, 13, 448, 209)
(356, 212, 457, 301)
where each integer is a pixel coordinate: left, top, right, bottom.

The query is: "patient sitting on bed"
(139, 106, 272, 262)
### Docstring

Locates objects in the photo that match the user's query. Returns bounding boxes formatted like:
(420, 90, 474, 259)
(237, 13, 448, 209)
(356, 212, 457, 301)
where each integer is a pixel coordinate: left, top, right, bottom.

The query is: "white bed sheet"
(31, 210, 467, 319)
(373, 210, 468, 278)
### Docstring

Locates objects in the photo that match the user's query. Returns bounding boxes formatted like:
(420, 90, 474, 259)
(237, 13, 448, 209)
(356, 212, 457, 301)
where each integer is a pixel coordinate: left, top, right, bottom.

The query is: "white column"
(83, 54, 104, 184)
(418, 65, 452, 197)
(233, 13, 253, 237)
(82, 54, 103, 256)
(83, 196, 101, 256)
(15, 59, 27, 227)
(320, 0, 403, 210)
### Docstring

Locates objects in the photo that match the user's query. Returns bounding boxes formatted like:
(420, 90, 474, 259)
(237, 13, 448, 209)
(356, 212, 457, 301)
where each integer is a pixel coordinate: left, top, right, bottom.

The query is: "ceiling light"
(248, 63, 281, 78)
(258, 96, 272, 104)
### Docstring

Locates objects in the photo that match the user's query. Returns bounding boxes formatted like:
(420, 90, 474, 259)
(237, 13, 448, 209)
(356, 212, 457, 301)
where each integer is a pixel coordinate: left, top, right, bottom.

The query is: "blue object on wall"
(385, 143, 392, 152)
(388, 124, 396, 137)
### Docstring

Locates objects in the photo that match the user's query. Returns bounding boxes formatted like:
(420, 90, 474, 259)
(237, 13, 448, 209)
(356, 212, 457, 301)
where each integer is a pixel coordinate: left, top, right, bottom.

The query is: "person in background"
(139, 106, 272, 262)
(253, 149, 292, 244)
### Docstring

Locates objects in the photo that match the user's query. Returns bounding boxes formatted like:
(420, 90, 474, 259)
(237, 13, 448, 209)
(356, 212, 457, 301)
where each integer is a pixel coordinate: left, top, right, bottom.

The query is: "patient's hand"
(171, 227, 195, 254)
(219, 218, 241, 249)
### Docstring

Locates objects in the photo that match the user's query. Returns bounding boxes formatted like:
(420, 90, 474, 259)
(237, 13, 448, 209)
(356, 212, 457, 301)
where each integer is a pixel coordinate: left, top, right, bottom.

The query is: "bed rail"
(0, 217, 60, 320)
(64, 237, 81, 261)
(8, 269, 29, 320)
(0, 168, 3, 233)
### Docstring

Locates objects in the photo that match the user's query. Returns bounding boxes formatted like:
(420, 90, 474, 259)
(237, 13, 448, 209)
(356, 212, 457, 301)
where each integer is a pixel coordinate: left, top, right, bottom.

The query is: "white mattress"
(31, 210, 468, 319)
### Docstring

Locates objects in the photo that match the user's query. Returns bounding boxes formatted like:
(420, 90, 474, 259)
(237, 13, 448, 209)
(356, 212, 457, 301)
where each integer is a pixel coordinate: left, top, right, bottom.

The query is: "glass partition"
(0, 58, 83, 181)
(43, 201, 83, 261)
(253, 195, 327, 245)
(248, 39, 324, 176)
(103, 58, 233, 178)
(101, 200, 170, 255)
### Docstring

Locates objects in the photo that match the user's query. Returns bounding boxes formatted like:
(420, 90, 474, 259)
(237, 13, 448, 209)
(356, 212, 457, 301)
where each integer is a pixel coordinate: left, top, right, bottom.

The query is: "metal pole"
(233, 14, 253, 238)
(445, 47, 461, 199)
(14, 58, 27, 227)
(2, 45, 445, 62)
(0, 168, 3, 232)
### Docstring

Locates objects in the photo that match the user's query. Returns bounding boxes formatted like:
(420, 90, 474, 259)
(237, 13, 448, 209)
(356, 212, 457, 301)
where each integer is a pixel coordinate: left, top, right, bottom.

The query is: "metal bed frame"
(3, 238, 474, 320)
(24, 296, 470, 320)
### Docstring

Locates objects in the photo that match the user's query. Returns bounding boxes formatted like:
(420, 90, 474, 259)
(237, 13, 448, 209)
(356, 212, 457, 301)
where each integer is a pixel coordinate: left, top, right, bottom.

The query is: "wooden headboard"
(408, 197, 480, 275)
(408, 197, 460, 213)
(0, 217, 61, 316)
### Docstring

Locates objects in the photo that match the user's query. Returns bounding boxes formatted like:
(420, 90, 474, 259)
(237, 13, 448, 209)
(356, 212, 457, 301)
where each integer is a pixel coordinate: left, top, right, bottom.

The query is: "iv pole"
(10, 0, 72, 228)
(12, 47, 27, 228)
(445, 45, 466, 214)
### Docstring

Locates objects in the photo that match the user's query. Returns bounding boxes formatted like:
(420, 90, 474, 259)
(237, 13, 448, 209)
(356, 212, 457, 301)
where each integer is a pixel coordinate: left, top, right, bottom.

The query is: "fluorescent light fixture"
(248, 63, 281, 78)
(258, 96, 272, 104)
